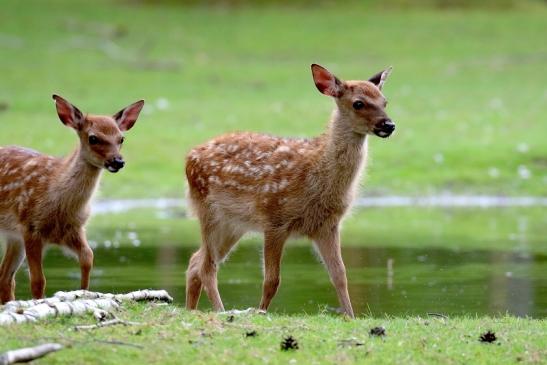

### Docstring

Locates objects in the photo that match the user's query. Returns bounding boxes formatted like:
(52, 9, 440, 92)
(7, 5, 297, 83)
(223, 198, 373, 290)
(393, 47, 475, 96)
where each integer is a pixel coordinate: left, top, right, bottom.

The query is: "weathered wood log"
(2, 289, 173, 313)
(0, 343, 63, 365)
(0, 289, 173, 326)
(0, 299, 119, 326)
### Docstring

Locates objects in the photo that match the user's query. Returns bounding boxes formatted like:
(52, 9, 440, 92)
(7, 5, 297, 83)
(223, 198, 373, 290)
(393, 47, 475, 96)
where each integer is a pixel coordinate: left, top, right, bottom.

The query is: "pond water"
(13, 234, 547, 318)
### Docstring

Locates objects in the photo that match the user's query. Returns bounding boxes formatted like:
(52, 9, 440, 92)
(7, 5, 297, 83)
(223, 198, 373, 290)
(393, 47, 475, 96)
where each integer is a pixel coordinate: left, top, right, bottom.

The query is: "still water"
(13, 242, 546, 317)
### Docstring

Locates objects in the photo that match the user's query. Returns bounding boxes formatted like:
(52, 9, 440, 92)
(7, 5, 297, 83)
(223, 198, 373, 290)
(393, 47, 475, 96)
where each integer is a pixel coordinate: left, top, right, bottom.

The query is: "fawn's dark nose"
(373, 119, 396, 138)
(105, 157, 125, 173)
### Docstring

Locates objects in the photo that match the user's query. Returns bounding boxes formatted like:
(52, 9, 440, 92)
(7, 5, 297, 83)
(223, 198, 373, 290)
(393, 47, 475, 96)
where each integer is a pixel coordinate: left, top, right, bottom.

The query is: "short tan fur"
(0, 95, 144, 303)
(185, 64, 395, 317)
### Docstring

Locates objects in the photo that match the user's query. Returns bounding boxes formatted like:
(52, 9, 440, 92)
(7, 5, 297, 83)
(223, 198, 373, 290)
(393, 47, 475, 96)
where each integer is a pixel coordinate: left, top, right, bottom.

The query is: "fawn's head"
(311, 64, 395, 138)
(53, 95, 144, 172)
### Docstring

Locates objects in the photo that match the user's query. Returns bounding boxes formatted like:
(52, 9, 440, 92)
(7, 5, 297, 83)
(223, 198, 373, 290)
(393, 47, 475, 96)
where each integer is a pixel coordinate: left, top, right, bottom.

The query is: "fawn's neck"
(315, 108, 367, 200)
(51, 147, 102, 213)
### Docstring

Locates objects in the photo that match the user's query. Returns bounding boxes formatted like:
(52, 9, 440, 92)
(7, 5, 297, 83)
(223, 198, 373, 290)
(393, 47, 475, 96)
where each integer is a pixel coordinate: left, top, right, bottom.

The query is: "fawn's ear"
(311, 64, 344, 97)
(368, 67, 392, 90)
(52, 94, 84, 130)
(113, 100, 144, 132)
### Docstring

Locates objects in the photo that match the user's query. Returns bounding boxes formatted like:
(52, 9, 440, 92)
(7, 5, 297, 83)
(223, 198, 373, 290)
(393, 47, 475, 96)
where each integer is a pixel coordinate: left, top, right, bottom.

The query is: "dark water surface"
(14, 244, 547, 317)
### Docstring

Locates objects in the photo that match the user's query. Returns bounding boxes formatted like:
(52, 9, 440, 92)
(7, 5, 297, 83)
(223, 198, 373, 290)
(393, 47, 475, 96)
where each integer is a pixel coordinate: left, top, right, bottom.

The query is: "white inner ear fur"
(378, 66, 393, 90)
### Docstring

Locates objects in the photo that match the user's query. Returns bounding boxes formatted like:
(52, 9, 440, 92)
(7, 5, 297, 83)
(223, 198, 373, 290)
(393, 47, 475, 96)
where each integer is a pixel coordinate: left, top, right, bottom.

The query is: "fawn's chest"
(28, 204, 90, 241)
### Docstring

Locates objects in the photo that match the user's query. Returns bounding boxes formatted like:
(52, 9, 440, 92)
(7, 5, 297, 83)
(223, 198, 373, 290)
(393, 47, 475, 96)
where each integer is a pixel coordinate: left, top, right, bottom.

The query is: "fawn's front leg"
(65, 230, 94, 290)
(0, 238, 26, 303)
(259, 229, 289, 311)
(313, 225, 355, 318)
(24, 234, 46, 299)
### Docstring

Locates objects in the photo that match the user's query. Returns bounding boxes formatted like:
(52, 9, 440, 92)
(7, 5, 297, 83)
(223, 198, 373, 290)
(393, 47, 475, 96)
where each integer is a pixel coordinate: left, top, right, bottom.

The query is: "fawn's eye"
(353, 101, 365, 110)
(88, 135, 99, 145)
(119, 137, 125, 145)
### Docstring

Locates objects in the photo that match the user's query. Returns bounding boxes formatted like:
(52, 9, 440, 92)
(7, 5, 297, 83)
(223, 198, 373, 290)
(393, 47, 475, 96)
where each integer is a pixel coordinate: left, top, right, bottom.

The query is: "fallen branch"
(0, 289, 173, 326)
(427, 312, 449, 319)
(220, 308, 266, 316)
(74, 317, 142, 331)
(0, 343, 63, 365)
(2, 289, 172, 313)
(0, 298, 119, 326)
(93, 339, 144, 349)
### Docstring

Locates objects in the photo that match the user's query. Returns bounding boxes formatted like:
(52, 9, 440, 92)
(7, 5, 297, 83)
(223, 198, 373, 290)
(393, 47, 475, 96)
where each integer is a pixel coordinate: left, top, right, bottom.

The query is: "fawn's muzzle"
(373, 119, 395, 138)
(105, 157, 125, 173)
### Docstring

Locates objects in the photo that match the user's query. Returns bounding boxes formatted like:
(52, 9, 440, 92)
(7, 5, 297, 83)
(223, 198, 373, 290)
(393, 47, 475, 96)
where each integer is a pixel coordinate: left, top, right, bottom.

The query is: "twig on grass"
(220, 308, 266, 316)
(74, 317, 143, 331)
(427, 312, 449, 319)
(92, 340, 144, 349)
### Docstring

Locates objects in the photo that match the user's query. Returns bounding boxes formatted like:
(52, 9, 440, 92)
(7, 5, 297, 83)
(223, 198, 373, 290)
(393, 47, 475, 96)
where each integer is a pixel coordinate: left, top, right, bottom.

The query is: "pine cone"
(479, 331, 497, 343)
(280, 335, 299, 351)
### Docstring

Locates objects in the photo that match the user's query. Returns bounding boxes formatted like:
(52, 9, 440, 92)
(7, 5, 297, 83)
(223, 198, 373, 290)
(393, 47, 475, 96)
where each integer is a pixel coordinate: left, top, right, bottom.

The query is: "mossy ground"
(2, 303, 546, 365)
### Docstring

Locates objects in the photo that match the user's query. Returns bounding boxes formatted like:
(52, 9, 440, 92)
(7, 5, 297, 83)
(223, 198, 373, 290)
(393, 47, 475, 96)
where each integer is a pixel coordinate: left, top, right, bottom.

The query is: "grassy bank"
(1, 303, 546, 364)
(0, 1, 546, 198)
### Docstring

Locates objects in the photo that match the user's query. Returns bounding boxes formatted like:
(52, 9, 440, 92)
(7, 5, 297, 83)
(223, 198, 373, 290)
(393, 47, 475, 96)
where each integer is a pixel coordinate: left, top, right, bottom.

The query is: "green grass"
(0, 0, 546, 198)
(1, 303, 546, 364)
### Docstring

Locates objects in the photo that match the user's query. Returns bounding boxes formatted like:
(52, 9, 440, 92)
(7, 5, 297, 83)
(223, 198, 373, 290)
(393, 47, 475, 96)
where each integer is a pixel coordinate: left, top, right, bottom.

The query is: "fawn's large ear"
(368, 67, 392, 90)
(52, 94, 84, 130)
(113, 100, 144, 132)
(311, 64, 344, 97)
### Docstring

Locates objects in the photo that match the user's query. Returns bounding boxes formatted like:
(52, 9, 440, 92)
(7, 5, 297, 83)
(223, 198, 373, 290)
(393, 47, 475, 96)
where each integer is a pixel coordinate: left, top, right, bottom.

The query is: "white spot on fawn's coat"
(275, 145, 291, 153)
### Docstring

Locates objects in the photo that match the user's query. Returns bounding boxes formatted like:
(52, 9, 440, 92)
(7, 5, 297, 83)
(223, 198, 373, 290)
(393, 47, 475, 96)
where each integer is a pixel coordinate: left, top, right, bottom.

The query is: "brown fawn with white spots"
(185, 64, 395, 317)
(0, 95, 144, 303)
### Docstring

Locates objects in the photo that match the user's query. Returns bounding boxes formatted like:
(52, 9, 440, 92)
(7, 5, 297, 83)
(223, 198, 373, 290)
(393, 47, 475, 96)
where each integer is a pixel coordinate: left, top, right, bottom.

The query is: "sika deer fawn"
(0, 95, 144, 303)
(185, 64, 395, 317)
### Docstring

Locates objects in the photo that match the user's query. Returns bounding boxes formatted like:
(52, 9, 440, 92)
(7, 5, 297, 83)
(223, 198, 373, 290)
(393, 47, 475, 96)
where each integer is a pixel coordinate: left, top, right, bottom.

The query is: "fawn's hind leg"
(0, 237, 25, 303)
(186, 248, 205, 310)
(186, 219, 243, 311)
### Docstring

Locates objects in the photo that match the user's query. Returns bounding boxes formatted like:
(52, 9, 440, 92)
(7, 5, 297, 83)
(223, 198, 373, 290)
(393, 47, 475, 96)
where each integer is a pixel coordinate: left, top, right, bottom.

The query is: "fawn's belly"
(0, 209, 19, 233)
(0, 226, 22, 243)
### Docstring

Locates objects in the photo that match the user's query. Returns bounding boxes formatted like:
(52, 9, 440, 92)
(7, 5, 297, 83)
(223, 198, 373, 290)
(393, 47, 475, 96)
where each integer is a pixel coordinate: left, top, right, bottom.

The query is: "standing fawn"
(185, 64, 395, 317)
(0, 95, 144, 304)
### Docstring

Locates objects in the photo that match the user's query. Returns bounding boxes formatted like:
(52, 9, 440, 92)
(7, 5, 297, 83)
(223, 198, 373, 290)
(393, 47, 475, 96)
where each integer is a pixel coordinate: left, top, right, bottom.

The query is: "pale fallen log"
(0, 298, 119, 326)
(54, 289, 173, 303)
(0, 289, 173, 326)
(2, 289, 173, 313)
(0, 343, 63, 365)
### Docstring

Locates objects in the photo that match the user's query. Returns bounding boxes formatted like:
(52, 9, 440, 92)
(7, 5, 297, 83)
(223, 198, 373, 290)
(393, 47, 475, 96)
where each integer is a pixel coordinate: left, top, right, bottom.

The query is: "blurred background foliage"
(0, 0, 545, 198)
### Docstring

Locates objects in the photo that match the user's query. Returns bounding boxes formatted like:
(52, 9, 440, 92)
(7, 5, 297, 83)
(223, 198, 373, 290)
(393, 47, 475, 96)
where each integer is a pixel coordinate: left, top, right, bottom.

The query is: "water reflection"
(14, 244, 546, 317)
